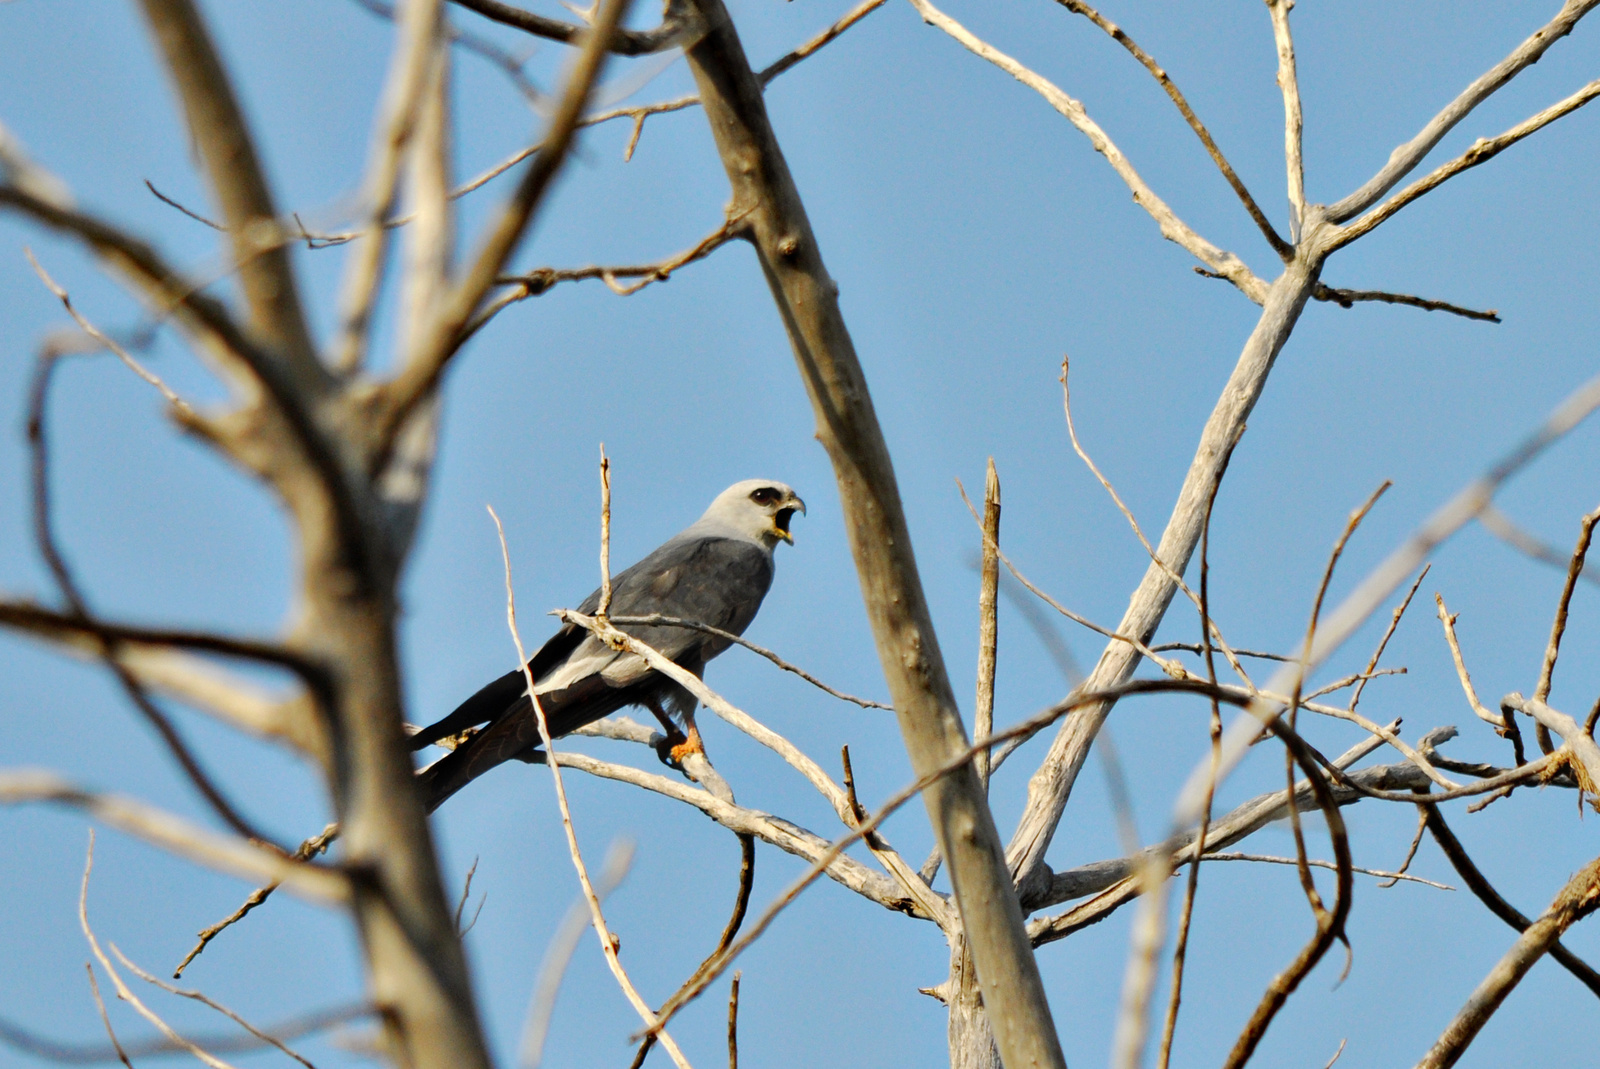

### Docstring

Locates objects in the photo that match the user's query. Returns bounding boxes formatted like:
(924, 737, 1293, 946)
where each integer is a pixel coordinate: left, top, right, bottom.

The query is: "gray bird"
(413, 479, 806, 811)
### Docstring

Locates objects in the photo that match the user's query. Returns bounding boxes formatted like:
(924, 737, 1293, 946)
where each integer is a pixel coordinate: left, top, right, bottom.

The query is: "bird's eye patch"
(749, 487, 780, 506)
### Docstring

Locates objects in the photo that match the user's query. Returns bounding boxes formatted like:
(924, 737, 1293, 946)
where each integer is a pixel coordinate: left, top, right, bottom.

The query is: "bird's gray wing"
(414, 535, 775, 810)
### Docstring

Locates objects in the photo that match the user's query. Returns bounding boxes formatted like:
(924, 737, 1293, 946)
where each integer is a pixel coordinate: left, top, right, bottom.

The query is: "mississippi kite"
(413, 479, 806, 811)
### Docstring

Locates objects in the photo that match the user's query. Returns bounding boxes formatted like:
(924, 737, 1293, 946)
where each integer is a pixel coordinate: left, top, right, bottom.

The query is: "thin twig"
(84, 965, 134, 1069)
(975, 458, 1001, 790)
(1047, 0, 1290, 258)
(79, 833, 246, 1069)
(1313, 283, 1500, 323)
(1331, 76, 1600, 252)
(1201, 852, 1450, 890)
(906, 0, 1268, 302)
(603, 615, 889, 709)
(112, 946, 318, 1069)
(1481, 505, 1600, 584)
(488, 506, 694, 1069)
(173, 823, 339, 977)
(1535, 503, 1600, 702)
(1349, 565, 1428, 716)
(1434, 593, 1508, 731)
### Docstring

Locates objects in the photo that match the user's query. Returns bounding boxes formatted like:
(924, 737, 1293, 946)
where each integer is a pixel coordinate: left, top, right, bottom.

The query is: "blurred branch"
(0, 783, 348, 903)
(1481, 504, 1600, 584)
(448, 0, 687, 54)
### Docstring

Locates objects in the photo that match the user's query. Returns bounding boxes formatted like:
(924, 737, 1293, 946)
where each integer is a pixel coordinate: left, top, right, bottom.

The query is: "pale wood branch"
(1266, 0, 1306, 234)
(909, 0, 1269, 303)
(679, 2, 1066, 1062)
(1328, 0, 1600, 223)
(1330, 76, 1600, 252)
(0, 773, 347, 904)
(1414, 855, 1600, 1069)
(1170, 367, 1600, 832)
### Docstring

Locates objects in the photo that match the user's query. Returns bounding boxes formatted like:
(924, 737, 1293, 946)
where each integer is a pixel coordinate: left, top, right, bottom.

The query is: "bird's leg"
(669, 709, 706, 765)
(645, 698, 689, 768)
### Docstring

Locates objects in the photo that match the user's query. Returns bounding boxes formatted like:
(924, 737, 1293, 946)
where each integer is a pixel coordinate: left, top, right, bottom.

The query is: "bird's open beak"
(772, 494, 806, 544)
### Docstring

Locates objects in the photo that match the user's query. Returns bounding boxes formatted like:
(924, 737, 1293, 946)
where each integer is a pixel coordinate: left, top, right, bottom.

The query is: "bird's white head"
(694, 479, 807, 549)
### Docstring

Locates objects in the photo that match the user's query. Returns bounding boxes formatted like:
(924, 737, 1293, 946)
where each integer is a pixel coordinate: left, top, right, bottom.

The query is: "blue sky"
(2, 1, 1598, 1067)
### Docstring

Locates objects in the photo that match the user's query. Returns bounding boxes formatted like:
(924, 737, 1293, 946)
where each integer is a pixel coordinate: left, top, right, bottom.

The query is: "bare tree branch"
(1312, 283, 1500, 323)
(1328, 0, 1600, 223)
(0, 777, 347, 903)
(448, 0, 686, 55)
(1266, 0, 1306, 236)
(1414, 855, 1600, 1069)
(907, 0, 1269, 303)
(1330, 76, 1600, 252)
(1048, 0, 1292, 258)
(675, 4, 1067, 1062)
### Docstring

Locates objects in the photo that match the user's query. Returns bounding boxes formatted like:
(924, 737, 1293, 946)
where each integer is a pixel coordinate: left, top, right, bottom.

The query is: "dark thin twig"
(1378, 807, 1429, 888)
(1150, 642, 1292, 662)
(24, 341, 270, 845)
(448, 0, 684, 55)
(1219, 721, 1353, 1069)
(1312, 283, 1500, 323)
(1049, 0, 1292, 259)
(627, 831, 756, 1069)
(726, 973, 741, 1069)
(1424, 804, 1600, 999)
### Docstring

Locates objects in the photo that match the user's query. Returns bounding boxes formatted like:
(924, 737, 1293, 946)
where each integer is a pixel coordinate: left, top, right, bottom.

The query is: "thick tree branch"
(379, 0, 633, 455)
(679, 3, 1067, 1065)
(137, 0, 323, 392)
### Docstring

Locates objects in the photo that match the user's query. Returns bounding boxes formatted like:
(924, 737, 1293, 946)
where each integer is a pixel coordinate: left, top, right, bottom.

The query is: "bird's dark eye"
(749, 487, 780, 506)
